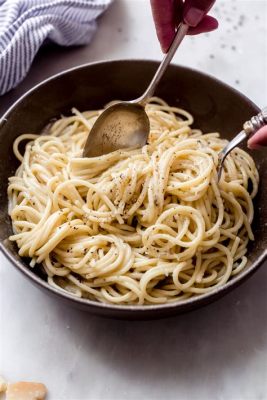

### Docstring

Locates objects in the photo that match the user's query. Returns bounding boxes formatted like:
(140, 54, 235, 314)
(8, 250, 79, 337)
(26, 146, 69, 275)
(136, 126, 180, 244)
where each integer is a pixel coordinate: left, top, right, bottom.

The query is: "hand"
(248, 126, 267, 149)
(150, 0, 218, 52)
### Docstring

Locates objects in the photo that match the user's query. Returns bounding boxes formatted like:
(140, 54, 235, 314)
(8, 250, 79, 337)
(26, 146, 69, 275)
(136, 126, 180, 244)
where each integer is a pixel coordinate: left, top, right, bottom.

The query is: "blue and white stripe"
(0, 0, 112, 95)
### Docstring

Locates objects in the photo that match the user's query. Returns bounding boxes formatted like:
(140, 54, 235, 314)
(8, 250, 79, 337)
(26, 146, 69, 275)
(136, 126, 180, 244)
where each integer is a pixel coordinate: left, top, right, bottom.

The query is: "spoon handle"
(132, 23, 189, 106)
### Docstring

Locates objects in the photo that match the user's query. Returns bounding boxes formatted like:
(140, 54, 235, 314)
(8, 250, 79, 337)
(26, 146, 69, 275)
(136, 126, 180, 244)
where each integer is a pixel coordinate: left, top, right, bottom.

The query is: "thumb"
(248, 126, 267, 149)
(183, 0, 216, 27)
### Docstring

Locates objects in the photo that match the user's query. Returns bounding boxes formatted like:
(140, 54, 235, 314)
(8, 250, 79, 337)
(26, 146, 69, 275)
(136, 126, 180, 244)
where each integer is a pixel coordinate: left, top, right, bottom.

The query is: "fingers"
(150, 0, 178, 52)
(248, 126, 267, 149)
(174, 0, 184, 26)
(188, 15, 218, 35)
(183, 0, 216, 27)
(151, 0, 218, 53)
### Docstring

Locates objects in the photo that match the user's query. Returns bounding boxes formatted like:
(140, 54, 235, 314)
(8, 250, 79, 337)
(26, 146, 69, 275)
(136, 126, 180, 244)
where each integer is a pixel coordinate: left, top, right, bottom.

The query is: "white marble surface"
(0, 1, 267, 399)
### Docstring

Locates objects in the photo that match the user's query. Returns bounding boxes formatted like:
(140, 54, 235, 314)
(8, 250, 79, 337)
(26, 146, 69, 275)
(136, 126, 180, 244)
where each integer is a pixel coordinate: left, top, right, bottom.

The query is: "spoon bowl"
(83, 23, 189, 158)
(83, 102, 149, 157)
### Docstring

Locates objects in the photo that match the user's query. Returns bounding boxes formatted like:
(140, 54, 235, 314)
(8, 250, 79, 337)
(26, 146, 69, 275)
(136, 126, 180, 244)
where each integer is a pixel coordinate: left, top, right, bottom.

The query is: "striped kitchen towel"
(0, 0, 112, 95)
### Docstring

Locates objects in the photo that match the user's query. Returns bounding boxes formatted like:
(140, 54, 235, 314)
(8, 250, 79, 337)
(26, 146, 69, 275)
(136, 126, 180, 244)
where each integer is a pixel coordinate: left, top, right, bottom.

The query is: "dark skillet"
(0, 60, 266, 319)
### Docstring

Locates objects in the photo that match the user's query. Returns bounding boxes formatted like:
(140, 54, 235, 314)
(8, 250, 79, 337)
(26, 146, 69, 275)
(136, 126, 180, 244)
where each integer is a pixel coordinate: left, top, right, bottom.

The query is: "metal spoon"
(83, 23, 189, 158)
(217, 107, 267, 181)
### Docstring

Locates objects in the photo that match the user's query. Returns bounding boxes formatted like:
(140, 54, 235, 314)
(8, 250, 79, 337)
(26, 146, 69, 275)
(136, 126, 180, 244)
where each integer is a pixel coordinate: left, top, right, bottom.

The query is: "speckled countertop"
(0, 1, 267, 399)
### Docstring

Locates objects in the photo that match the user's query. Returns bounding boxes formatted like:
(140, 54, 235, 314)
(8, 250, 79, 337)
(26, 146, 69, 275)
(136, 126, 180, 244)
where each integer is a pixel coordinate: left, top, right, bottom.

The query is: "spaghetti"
(8, 98, 259, 305)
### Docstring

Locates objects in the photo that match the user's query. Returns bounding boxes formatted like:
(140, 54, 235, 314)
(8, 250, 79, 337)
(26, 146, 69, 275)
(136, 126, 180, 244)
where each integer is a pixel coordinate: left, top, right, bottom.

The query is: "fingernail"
(184, 7, 205, 27)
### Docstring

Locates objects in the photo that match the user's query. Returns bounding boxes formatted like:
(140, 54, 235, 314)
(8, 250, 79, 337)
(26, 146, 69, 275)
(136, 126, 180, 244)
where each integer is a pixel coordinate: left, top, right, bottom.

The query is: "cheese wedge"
(6, 382, 47, 400)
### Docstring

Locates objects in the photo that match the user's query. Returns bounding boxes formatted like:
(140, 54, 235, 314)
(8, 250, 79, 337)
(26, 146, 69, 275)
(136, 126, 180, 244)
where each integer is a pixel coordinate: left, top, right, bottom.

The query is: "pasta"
(8, 98, 259, 305)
